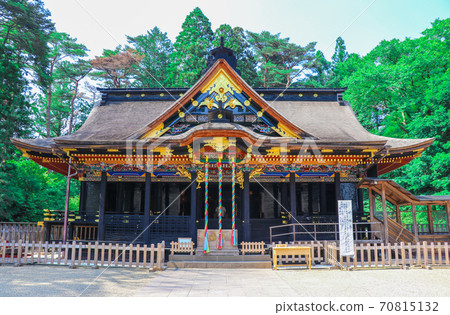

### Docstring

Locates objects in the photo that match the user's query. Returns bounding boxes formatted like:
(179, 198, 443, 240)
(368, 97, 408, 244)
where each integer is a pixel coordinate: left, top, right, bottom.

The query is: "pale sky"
(42, 0, 449, 60)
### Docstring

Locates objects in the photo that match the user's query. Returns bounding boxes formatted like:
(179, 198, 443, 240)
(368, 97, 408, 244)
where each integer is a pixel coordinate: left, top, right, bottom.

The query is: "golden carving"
(223, 97, 243, 109)
(201, 69, 242, 95)
(142, 123, 170, 138)
(271, 123, 301, 139)
(235, 169, 244, 189)
(199, 97, 218, 110)
(204, 137, 236, 152)
(152, 147, 173, 156)
(266, 147, 289, 155)
(196, 169, 205, 189)
(249, 165, 264, 179)
(176, 165, 191, 180)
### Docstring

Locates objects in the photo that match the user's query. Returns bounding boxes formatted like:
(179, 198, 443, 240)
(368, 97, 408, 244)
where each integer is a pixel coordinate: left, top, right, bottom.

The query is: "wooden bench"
(272, 245, 311, 270)
(241, 241, 265, 255)
(170, 238, 194, 255)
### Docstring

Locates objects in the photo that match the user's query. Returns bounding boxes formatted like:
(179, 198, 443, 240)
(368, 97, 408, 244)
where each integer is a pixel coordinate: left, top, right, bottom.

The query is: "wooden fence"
(326, 241, 450, 269)
(269, 241, 450, 269)
(0, 240, 165, 269)
(0, 222, 44, 243)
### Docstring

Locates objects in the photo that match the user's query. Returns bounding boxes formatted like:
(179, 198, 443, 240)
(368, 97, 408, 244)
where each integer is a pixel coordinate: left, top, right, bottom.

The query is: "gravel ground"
(0, 265, 449, 297)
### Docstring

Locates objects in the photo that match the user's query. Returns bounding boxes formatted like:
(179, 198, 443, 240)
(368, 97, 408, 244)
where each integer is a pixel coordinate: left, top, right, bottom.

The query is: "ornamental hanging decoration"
(217, 159, 224, 249)
(203, 158, 210, 254)
(231, 158, 237, 246)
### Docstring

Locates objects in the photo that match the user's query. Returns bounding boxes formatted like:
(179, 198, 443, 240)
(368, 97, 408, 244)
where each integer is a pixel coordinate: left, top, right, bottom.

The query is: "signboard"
(338, 200, 354, 257)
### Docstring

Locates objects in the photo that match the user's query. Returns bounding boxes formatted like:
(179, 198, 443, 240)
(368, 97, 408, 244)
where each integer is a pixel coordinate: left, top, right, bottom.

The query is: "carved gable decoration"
(138, 60, 308, 140)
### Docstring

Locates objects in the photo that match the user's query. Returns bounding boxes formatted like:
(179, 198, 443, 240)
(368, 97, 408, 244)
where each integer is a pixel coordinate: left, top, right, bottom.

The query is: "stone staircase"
(168, 247, 272, 268)
(167, 253, 272, 269)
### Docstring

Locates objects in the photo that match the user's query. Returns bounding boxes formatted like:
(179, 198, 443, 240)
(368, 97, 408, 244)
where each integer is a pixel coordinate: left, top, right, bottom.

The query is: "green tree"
(248, 31, 317, 87)
(127, 27, 173, 87)
(213, 24, 262, 86)
(0, 0, 54, 161)
(339, 19, 450, 195)
(43, 32, 88, 138)
(168, 7, 213, 87)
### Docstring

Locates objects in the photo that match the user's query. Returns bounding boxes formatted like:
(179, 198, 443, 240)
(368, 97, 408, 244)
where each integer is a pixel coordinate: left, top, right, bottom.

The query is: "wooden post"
(189, 171, 197, 242)
(243, 171, 251, 242)
(446, 202, 450, 234)
(289, 172, 297, 242)
(334, 172, 341, 211)
(427, 205, 434, 234)
(396, 205, 402, 225)
(368, 188, 375, 240)
(320, 181, 327, 215)
(143, 172, 152, 244)
(381, 183, 389, 245)
(98, 171, 107, 241)
(411, 204, 419, 243)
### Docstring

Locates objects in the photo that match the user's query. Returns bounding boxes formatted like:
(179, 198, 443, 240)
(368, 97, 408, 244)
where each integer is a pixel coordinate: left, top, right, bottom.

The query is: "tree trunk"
(68, 80, 79, 134)
(46, 59, 56, 138)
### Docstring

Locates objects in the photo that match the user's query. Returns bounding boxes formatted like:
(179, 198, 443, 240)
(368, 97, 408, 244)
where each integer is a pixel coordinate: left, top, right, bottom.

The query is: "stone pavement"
(0, 265, 449, 297)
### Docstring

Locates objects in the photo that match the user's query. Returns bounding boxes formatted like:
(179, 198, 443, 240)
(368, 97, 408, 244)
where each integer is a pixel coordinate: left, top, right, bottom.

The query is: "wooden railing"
(0, 240, 165, 269)
(326, 241, 450, 268)
(0, 222, 44, 243)
(269, 222, 382, 243)
(170, 241, 195, 255)
(241, 241, 265, 255)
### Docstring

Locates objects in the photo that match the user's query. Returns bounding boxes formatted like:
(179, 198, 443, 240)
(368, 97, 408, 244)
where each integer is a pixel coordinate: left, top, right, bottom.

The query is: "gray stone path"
(0, 265, 449, 297)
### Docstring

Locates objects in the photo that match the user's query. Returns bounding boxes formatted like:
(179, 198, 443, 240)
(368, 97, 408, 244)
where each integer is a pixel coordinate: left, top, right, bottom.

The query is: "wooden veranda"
(358, 178, 450, 244)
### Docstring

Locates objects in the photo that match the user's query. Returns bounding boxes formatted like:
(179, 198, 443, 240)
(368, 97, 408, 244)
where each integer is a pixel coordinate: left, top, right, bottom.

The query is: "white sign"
(338, 200, 354, 257)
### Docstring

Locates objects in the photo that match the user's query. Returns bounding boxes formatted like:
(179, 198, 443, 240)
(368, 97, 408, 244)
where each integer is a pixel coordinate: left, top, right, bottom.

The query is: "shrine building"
(12, 43, 450, 247)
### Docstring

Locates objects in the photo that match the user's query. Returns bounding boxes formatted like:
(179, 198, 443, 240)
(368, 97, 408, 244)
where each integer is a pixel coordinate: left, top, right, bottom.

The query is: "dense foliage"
(0, 3, 448, 222)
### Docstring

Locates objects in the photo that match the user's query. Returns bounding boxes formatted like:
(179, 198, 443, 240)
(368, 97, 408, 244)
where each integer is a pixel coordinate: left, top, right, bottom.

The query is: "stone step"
(195, 249, 240, 256)
(169, 254, 271, 262)
(167, 260, 273, 269)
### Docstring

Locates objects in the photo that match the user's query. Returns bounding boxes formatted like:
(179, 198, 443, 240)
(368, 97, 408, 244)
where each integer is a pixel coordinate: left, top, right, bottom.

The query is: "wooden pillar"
(368, 188, 376, 240)
(396, 205, 402, 225)
(447, 202, 450, 234)
(243, 171, 251, 241)
(78, 181, 87, 218)
(427, 205, 434, 234)
(98, 171, 107, 241)
(289, 172, 297, 242)
(411, 204, 419, 243)
(116, 182, 123, 212)
(368, 188, 375, 222)
(143, 172, 151, 244)
(381, 183, 389, 245)
(320, 181, 327, 215)
(334, 172, 341, 212)
(189, 171, 197, 242)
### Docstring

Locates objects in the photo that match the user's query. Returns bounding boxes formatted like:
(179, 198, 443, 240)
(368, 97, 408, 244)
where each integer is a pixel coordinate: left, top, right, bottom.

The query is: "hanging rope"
(203, 157, 209, 254)
(231, 158, 237, 246)
(217, 158, 223, 249)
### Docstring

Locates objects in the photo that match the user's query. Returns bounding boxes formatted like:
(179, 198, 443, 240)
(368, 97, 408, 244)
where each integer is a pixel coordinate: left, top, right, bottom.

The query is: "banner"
(338, 200, 354, 257)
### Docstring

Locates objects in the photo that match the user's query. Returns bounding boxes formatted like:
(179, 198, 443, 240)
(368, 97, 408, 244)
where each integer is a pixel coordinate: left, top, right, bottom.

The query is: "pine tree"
(213, 24, 261, 87)
(43, 32, 88, 137)
(90, 47, 143, 88)
(127, 27, 174, 88)
(168, 7, 213, 87)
